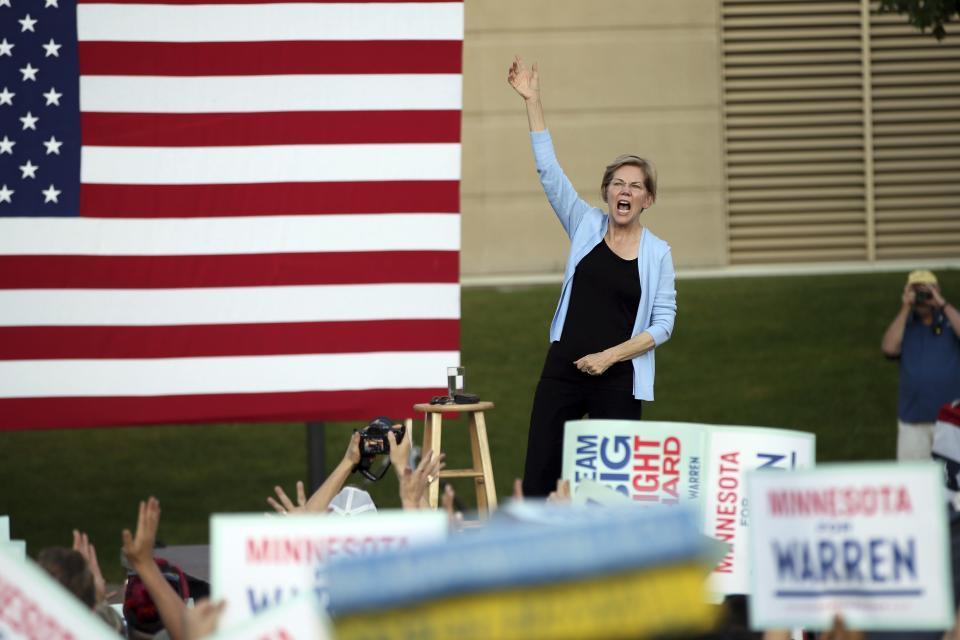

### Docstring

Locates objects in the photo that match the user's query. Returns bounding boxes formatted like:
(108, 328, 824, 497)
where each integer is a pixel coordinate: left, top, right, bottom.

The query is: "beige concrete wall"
(460, 0, 727, 277)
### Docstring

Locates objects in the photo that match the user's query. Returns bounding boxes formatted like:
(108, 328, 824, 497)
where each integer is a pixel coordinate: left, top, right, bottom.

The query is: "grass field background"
(1, 269, 957, 581)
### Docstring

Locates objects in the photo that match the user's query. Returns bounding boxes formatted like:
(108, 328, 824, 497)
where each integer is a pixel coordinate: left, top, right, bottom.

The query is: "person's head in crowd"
(123, 557, 189, 637)
(37, 547, 96, 610)
(327, 486, 377, 516)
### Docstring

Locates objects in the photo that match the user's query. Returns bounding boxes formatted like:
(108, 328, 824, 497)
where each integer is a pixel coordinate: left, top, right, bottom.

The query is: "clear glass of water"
(447, 366, 465, 398)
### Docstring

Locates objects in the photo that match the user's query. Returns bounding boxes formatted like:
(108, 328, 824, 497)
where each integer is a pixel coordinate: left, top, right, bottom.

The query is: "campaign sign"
(0, 544, 115, 640)
(703, 425, 815, 597)
(210, 591, 331, 640)
(747, 463, 953, 631)
(562, 420, 707, 508)
(210, 510, 447, 631)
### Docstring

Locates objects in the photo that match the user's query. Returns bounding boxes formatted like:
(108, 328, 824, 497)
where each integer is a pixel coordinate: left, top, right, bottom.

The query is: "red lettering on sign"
(630, 436, 681, 505)
(0, 575, 75, 640)
(713, 451, 740, 574)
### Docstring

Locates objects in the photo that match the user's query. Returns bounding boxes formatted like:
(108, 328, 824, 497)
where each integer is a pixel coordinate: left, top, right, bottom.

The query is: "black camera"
(356, 416, 404, 456)
(915, 289, 931, 304)
(353, 417, 405, 481)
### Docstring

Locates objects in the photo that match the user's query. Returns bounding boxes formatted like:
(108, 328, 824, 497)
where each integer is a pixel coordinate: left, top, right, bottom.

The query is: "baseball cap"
(907, 269, 938, 286)
(328, 486, 377, 516)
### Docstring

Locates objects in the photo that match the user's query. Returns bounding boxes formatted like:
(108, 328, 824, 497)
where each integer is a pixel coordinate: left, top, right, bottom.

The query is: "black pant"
(522, 375, 643, 497)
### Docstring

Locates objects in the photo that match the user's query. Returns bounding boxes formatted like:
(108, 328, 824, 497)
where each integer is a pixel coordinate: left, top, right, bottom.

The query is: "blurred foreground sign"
(210, 510, 447, 632)
(0, 545, 114, 639)
(325, 504, 715, 640)
(747, 462, 953, 631)
(561, 420, 815, 596)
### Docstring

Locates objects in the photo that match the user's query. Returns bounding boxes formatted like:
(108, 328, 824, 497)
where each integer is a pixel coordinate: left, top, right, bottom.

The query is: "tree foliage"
(878, 0, 960, 40)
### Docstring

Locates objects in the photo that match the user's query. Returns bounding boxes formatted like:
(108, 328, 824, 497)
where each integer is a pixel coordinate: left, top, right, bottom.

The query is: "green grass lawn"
(1, 269, 956, 581)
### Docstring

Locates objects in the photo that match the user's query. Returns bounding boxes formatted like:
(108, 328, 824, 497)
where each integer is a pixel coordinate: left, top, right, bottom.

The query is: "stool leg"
(422, 413, 443, 509)
(468, 411, 498, 514)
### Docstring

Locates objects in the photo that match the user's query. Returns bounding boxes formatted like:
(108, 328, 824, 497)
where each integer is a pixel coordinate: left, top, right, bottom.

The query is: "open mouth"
(617, 200, 631, 213)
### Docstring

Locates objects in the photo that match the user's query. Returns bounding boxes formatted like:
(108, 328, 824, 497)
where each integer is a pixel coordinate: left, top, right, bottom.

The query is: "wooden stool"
(413, 401, 497, 515)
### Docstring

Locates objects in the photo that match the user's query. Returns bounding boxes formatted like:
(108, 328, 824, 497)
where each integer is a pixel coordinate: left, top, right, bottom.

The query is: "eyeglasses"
(610, 179, 645, 193)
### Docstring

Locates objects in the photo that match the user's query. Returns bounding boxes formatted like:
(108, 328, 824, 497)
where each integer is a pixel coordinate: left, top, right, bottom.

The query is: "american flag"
(0, 0, 462, 430)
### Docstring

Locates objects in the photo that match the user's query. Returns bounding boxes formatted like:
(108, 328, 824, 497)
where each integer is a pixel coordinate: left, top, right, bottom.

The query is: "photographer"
(881, 270, 960, 460)
(267, 421, 442, 514)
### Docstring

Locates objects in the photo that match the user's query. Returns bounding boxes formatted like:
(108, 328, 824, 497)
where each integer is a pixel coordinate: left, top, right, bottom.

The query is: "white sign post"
(0, 545, 115, 639)
(747, 462, 954, 631)
(210, 510, 447, 631)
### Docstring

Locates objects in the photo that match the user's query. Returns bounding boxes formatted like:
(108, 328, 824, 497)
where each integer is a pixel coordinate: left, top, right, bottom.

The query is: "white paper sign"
(0, 545, 114, 640)
(210, 591, 332, 640)
(702, 425, 816, 596)
(210, 510, 447, 631)
(0, 516, 9, 542)
(747, 462, 954, 631)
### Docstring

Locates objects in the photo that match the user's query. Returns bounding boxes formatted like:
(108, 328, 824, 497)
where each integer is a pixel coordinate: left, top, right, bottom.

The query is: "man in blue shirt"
(881, 270, 960, 460)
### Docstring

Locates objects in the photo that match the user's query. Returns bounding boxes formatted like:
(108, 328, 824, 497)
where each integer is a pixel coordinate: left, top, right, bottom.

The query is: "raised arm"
(509, 56, 593, 238)
(507, 55, 544, 132)
(122, 498, 187, 640)
(881, 284, 914, 357)
(303, 432, 361, 512)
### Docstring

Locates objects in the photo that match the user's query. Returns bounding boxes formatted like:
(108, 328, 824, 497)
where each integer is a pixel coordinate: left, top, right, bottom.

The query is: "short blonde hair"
(600, 155, 657, 203)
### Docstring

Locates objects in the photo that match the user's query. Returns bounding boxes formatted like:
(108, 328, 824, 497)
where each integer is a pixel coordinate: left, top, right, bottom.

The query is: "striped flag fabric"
(0, 0, 462, 430)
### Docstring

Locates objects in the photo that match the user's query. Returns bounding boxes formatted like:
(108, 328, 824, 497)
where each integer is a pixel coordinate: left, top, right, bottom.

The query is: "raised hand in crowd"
(267, 480, 307, 516)
(304, 431, 363, 512)
(388, 421, 413, 478)
(265, 432, 363, 515)
(546, 479, 571, 504)
(394, 444, 444, 510)
(71, 529, 108, 605)
(820, 614, 865, 640)
(182, 598, 226, 640)
(512, 477, 525, 501)
(387, 425, 430, 509)
(441, 483, 464, 529)
(122, 497, 188, 640)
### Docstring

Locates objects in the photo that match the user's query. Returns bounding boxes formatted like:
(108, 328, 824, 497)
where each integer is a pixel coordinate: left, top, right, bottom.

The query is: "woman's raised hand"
(507, 55, 539, 101)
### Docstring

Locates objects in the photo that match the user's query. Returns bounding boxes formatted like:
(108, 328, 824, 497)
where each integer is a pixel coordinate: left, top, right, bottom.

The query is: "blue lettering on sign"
(757, 451, 798, 470)
(773, 538, 916, 584)
(599, 436, 631, 486)
(688, 456, 700, 499)
(575, 435, 598, 481)
(600, 436, 630, 468)
(246, 586, 294, 614)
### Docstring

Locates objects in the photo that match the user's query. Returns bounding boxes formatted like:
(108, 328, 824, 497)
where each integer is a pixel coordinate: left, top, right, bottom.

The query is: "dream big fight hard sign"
(561, 420, 815, 596)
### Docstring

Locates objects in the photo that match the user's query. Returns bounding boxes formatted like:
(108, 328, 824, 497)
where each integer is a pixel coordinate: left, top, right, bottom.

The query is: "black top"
(542, 239, 641, 387)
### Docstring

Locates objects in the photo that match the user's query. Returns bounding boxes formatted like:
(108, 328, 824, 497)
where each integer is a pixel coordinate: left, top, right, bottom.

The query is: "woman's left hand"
(574, 350, 616, 376)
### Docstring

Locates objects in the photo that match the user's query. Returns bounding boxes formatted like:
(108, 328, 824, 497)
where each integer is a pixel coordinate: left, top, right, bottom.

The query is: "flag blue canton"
(0, 0, 80, 217)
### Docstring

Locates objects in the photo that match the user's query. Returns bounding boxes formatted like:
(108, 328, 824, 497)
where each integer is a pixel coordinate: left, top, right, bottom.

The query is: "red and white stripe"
(0, 0, 463, 429)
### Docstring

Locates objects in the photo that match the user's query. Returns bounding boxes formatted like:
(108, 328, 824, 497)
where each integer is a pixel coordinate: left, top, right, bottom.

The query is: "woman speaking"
(508, 57, 678, 497)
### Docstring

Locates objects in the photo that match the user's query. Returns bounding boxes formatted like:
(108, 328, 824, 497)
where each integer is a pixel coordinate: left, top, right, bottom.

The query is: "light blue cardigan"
(531, 129, 677, 401)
